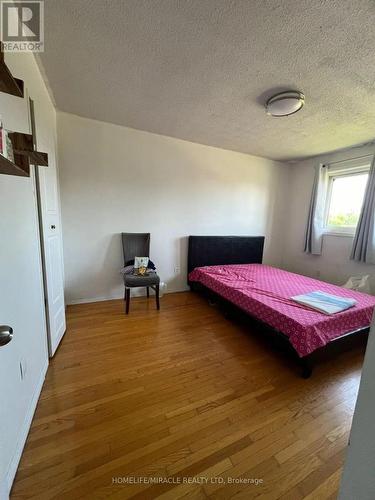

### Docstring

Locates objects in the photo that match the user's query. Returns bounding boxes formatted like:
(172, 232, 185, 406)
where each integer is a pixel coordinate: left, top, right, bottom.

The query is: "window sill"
(323, 231, 355, 238)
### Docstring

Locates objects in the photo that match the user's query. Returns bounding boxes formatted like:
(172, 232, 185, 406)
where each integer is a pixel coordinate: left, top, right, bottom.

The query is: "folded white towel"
(291, 290, 357, 315)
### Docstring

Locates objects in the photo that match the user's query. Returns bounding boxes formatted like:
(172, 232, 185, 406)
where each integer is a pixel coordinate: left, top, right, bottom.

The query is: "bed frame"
(187, 235, 369, 378)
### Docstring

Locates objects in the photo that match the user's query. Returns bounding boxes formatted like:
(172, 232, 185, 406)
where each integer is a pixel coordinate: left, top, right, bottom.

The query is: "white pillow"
(134, 256, 149, 269)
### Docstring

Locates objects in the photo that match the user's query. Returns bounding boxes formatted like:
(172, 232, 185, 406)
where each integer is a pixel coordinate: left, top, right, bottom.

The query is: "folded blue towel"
(291, 290, 357, 315)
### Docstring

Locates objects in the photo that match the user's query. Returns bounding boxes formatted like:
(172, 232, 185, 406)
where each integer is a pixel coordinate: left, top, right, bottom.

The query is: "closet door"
(31, 99, 66, 356)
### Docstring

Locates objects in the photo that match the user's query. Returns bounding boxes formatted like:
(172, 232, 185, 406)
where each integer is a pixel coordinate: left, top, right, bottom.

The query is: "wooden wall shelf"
(0, 153, 29, 177)
(27, 151, 48, 166)
(0, 44, 24, 97)
(0, 50, 45, 177)
(0, 133, 48, 177)
(9, 132, 49, 166)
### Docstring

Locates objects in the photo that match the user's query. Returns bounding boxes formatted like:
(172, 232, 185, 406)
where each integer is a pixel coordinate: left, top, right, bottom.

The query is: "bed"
(187, 235, 375, 377)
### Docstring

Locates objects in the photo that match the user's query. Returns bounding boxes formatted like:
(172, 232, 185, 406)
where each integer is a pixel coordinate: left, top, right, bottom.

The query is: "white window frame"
(324, 159, 371, 237)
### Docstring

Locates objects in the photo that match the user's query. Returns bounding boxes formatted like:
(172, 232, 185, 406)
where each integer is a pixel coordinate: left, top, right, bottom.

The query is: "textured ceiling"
(40, 0, 375, 160)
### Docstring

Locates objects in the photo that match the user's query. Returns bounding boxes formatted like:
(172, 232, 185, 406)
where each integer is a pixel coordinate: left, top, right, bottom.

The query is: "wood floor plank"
(10, 292, 364, 499)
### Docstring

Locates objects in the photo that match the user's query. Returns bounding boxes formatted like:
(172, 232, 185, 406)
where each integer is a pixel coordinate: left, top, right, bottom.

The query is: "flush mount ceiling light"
(265, 91, 305, 117)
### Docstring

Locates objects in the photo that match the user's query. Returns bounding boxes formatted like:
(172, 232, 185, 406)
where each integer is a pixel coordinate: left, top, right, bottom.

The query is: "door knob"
(0, 325, 13, 347)
(51, 225, 56, 229)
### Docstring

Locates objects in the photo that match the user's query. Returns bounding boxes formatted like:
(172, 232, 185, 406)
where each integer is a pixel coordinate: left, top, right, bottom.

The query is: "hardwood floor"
(11, 291, 365, 499)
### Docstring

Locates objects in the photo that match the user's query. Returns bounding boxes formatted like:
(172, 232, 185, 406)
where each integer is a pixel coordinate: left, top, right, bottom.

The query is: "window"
(324, 159, 371, 235)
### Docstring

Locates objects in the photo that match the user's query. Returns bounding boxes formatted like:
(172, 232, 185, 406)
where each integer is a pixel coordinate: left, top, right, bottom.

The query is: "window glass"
(326, 173, 368, 230)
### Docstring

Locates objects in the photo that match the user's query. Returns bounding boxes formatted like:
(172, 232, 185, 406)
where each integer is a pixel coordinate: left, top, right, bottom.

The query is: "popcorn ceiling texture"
(40, 0, 375, 160)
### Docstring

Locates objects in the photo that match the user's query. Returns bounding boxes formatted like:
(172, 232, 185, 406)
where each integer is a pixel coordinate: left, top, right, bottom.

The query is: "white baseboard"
(66, 286, 190, 305)
(67, 294, 124, 305)
(5, 361, 48, 498)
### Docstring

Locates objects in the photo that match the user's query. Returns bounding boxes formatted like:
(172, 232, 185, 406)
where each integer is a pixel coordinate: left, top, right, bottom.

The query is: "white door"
(0, 167, 49, 498)
(30, 99, 66, 356)
(339, 316, 375, 499)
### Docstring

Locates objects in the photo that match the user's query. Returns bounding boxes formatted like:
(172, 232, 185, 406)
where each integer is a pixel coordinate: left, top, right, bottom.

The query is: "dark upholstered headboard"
(187, 235, 265, 279)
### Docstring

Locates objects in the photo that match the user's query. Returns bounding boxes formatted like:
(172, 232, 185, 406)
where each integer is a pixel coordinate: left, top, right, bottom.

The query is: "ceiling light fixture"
(265, 91, 305, 117)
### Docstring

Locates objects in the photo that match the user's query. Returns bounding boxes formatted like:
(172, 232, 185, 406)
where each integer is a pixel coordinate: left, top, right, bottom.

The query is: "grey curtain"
(350, 157, 375, 264)
(304, 164, 328, 255)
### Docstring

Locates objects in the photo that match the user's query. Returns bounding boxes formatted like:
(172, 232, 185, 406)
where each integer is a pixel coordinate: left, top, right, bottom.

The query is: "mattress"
(188, 264, 375, 357)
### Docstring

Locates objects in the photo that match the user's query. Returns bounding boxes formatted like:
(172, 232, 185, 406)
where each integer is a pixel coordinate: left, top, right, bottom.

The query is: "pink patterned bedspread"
(189, 264, 375, 357)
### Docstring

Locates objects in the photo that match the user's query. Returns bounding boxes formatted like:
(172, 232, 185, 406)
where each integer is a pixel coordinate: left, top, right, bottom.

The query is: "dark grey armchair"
(121, 233, 160, 314)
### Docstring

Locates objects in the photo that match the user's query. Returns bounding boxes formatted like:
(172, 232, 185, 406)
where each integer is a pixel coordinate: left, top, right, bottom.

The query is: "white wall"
(282, 145, 375, 291)
(0, 52, 59, 494)
(57, 112, 290, 304)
